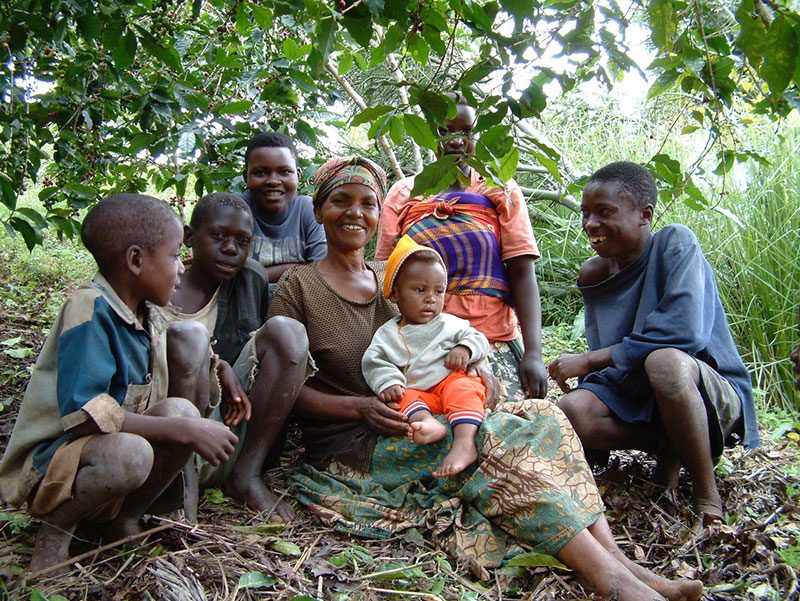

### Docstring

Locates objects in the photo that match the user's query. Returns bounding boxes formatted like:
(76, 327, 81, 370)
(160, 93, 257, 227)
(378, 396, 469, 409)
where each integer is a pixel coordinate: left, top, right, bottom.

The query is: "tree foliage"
(2, 0, 799, 248)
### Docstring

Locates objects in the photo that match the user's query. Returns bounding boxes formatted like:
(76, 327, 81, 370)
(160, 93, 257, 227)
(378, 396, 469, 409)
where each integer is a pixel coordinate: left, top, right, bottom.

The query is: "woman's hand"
(358, 396, 408, 436)
(218, 359, 251, 426)
(468, 359, 500, 410)
(519, 351, 548, 399)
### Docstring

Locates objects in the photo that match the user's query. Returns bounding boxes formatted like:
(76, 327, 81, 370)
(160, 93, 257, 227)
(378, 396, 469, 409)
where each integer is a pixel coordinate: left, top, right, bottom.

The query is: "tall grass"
(678, 144, 800, 413)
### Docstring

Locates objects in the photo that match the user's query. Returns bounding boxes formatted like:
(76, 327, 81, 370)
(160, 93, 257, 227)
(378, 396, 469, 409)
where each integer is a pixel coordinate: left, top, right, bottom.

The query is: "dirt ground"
(0, 285, 798, 600)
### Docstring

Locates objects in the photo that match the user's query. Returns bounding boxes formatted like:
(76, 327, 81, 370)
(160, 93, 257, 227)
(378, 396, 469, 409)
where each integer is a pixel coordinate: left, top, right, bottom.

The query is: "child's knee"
(148, 396, 201, 419)
(166, 321, 210, 373)
(91, 433, 154, 491)
(256, 316, 308, 361)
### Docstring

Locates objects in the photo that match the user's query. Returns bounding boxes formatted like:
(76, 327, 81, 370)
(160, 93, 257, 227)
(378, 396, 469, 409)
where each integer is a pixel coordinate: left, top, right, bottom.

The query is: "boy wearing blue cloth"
(0, 194, 238, 572)
(549, 162, 759, 524)
(239, 132, 327, 289)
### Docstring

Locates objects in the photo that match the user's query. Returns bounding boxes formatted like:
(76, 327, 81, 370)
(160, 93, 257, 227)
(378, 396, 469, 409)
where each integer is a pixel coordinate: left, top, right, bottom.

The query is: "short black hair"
(244, 132, 298, 169)
(587, 161, 657, 208)
(190, 192, 252, 229)
(81, 194, 180, 273)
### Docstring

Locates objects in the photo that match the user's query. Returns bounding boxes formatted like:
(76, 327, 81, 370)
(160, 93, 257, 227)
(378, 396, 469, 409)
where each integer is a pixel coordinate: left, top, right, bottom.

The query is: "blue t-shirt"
(576, 224, 759, 449)
(239, 191, 327, 269)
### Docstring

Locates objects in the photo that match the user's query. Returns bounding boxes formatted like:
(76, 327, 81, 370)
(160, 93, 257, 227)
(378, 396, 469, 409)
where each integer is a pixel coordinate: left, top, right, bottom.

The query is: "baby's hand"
(379, 384, 405, 404)
(444, 345, 471, 372)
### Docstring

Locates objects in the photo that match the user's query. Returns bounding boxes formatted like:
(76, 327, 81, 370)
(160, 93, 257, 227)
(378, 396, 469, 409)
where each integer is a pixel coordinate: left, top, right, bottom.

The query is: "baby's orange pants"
(398, 371, 485, 427)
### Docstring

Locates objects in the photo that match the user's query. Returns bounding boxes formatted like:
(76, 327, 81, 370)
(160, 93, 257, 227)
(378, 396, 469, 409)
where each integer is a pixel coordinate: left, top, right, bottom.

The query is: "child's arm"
(444, 345, 472, 372)
(378, 384, 405, 404)
(361, 326, 407, 398)
(70, 411, 238, 466)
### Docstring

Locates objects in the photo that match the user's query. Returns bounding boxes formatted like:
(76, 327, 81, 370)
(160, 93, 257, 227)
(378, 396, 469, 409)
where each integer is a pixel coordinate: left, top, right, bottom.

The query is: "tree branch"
(325, 63, 404, 180)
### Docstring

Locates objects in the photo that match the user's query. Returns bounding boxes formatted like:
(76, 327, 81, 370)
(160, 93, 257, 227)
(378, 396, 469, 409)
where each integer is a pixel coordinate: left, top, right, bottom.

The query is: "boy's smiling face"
(581, 180, 653, 269)
(187, 206, 253, 282)
(245, 146, 299, 219)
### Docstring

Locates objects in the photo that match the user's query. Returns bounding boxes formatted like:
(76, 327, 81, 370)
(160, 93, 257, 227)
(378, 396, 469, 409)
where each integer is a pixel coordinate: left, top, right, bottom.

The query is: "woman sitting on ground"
(269, 156, 703, 601)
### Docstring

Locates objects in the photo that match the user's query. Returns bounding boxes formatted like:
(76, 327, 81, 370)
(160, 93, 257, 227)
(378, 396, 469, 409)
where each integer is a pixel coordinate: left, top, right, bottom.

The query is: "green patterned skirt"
(289, 399, 604, 578)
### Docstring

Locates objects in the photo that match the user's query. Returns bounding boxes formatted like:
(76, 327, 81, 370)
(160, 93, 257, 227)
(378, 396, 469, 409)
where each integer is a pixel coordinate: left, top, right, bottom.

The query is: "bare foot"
(592, 568, 667, 601)
(692, 492, 723, 525)
(408, 418, 447, 445)
(607, 544, 703, 601)
(103, 517, 143, 542)
(30, 523, 75, 574)
(432, 439, 478, 477)
(224, 476, 295, 522)
(652, 447, 682, 489)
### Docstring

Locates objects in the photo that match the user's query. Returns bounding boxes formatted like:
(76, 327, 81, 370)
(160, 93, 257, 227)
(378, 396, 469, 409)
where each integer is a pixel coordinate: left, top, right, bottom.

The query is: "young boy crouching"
(0, 194, 238, 572)
(152, 192, 309, 521)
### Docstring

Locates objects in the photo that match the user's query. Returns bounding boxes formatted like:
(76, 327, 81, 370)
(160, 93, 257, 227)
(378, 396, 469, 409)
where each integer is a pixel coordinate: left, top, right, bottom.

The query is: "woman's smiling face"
(314, 183, 380, 252)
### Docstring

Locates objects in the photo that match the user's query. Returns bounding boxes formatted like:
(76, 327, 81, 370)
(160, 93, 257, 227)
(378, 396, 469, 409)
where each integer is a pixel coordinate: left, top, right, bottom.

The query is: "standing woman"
(269, 156, 702, 601)
(376, 96, 547, 401)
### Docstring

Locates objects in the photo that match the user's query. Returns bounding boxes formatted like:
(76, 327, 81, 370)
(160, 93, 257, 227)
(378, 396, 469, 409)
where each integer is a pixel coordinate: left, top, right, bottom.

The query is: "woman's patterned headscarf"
(312, 156, 388, 209)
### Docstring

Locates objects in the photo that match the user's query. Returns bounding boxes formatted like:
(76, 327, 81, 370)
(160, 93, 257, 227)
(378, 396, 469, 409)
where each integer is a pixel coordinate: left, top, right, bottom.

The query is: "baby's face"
(391, 258, 446, 325)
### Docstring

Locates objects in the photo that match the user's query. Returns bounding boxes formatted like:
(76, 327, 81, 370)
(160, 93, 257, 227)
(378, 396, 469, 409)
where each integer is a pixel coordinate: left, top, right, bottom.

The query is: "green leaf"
(113, 31, 137, 71)
(647, 69, 680, 99)
(250, 3, 273, 29)
(497, 146, 519, 181)
(295, 120, 317, 147)
(136, 28, 182, 71)
(407, 32, 429, 65)
(271, 540, 302, 556)
(409, 154, 461, 198)
(338, 50, 354, 74)
(283, 38, 303, 60)
(77, 13, 102, 40)
(416, 90, 451, 122)
(474, 106, 506, 134)
(374, 562, 426, 579)
(459, 61, 497, 86)
(214, 99, 253, 115)
(9, 217, 41, 251)
(736, 0, 767, 68)
(501, 0, 535, 20)
(309, 16, 336, 76)
(478, 124, 513, 159)
(352, 104, 394, 127)
(237, 571, 276, 589)
(343, 16, 373, 48)
(4, 347, 34, 359)
(388, 115, 405, 145)
(650, 153, 682, 185)
(760, 15, 798, 98)
(403, 114, 438, 151)
(230, 523, 285, 534)
(1, 337, 22, 347)
(648, 0, 676, 51)
(204, 487, 225, 504)
(506, 552, 569, 569)
(16, 207, 48, 230)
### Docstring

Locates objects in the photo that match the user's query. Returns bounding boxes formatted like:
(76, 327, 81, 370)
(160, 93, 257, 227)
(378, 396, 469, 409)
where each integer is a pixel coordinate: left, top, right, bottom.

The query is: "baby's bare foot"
(409, 418, 447, 444)
(432, 440, 478, 477)
(30, 523, 74, 574)
(225, 476, 295, 522)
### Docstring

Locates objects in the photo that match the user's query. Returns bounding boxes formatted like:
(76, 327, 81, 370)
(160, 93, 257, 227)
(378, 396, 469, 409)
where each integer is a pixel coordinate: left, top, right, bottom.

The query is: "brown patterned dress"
(270, 262, 604, 579)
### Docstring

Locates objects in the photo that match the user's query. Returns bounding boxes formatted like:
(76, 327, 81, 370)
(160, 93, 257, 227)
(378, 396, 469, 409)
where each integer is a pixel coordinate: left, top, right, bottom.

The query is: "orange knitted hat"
(383, 235, 446, 298)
